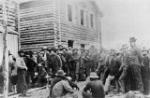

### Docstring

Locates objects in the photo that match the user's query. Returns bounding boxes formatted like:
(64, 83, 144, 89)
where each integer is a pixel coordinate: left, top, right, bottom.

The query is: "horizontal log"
(22, 42, 54, 47)
(21, 35, 55, 40)
(21, 41, 55, 45)
(20, 8, 56, 15)
(21, 30, 55, 35)
(21, 40, 55, 46)
(20, 5, 55, 11)
(20, 11, 58, 17)
(20, 17, 58, 23)
(20, 24, 54, 30)
(21, 32, 55, 37)
(21, 36, 55, 41)
(21, 43, 54, 49)
(20, 0, 55, 9)
(20, 26, 55, 31)
(21, 44, 55, 51)
(21, 32, 55, 36)
(20, 19, 57, 26)
(20, 14, 55, 21)
(21, 40, 55, 45)
(20, 28, 55, 34)
(20, 25, 54, 30)
(20, 24, 55, 29)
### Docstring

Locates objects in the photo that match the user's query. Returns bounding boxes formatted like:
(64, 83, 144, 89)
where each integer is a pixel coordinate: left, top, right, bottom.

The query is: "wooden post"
(2, 0, 9, 98)
(57, 0, 61, 45)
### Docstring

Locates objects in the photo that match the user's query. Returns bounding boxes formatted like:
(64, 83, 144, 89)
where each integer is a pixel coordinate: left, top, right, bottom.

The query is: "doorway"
(68, 40, 74, 48)
(80, 44, 85, 49)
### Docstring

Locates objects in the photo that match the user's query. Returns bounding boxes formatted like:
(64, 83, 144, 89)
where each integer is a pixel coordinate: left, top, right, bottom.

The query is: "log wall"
(20, 0, 57, 51)
(55, 0, 101, 49)
(0, 0, 18, 31)
(20, 0, 102, 51)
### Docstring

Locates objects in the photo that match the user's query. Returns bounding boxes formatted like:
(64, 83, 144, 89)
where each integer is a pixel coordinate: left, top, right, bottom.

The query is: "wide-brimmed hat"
(129, 37, 136, 42)
(89, 72, 99, 79)
(18, 50, 24, 54)
(50, 47, 57, 52)
(41, 46, 48, 50)
(120, 44, 128, 51)
(58, 45, 63, 49)
(73, 48, 78, 51)
(55, 70, 66, 77)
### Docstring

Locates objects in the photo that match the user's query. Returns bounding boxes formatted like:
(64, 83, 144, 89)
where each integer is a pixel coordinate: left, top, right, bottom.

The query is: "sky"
(17, 0, 150, 49)
(96, 0, 150, 49)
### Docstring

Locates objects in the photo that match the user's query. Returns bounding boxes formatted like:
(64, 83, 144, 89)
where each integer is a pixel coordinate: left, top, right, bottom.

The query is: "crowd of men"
(7, 37, 150, 97)
(8, 44, 99, 96)
(100, 37, 150, 95)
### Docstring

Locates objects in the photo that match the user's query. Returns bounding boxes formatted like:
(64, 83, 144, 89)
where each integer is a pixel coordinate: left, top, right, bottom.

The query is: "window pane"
(80, 10, 84, 25)
(90, 14, 94, 27)
(68, 5, 72, 22)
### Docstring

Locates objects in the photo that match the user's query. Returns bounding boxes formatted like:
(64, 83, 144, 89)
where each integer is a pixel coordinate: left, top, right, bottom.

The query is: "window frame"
(67, 4, 73, 22)
(80, 9, 85, 26)
(90, 13, 95, 28)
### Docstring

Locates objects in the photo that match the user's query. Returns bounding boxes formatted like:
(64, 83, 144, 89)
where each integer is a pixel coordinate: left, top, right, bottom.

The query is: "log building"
(19, 0, 102, 51)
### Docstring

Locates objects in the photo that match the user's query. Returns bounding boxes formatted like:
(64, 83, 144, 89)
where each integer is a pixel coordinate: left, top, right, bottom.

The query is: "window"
(90, 14, 94, 28)
(80, 10, 84, 25)
(67, 5, 72, 22)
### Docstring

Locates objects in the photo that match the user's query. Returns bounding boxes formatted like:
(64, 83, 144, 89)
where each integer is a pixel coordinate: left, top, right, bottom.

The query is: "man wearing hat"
(41, 46, 48, 60)
(119, 44, 129, 93)
(47, 47, 62, 77)
(49, 70, 66, 97)
(41, 46, 49, 68)
(141, 50, 150, 95)
(126, 37, 143, 92)
(103, 49, 121, 93)
(16, 50, 28, 96)
(50, 70, 75, 98)
(82, 72, 105, 98)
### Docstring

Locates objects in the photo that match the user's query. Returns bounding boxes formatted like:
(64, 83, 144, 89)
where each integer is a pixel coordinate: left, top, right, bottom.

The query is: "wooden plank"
(21, 42, 55, 51)
(20, 24, 54, 29)
(21, 36, 55, 41)
(20, 19, 57, 26)
(20, 14, 55, 21)
(21, 43, 54, 48)
(20, 7, 56, 15)
(20, 0, 55, 9)
(21, 40, 55, 45)
(21, 30, 55, 34)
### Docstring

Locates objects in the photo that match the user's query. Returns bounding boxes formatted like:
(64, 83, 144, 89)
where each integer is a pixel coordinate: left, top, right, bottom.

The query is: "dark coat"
(47, 54, 61, 75)
(141, 56, 150, 94)
(83, 80, 105, 98)
(106, 55, 121, 77)
(24, 57, 36, 72)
